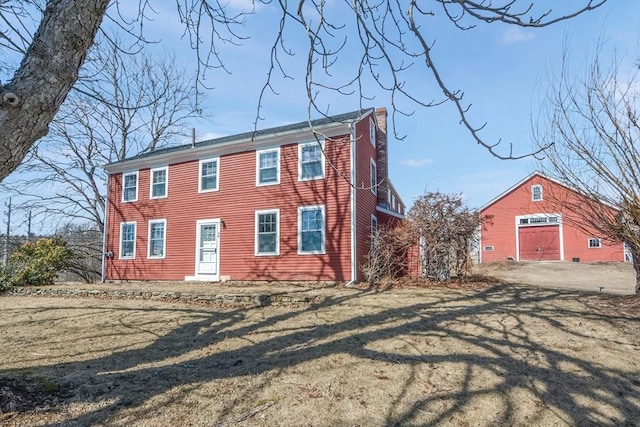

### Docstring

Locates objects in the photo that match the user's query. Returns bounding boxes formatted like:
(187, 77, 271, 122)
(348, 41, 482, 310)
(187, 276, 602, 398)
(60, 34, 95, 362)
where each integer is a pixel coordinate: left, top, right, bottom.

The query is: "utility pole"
(27, 210, 32, 242)
(2, 197, 11, 267)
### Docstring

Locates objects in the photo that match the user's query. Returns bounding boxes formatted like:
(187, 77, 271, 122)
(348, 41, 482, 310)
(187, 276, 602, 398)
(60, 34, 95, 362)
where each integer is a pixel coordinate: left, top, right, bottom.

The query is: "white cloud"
(500, 27, 535, 44)
(400, 158, 434, 167)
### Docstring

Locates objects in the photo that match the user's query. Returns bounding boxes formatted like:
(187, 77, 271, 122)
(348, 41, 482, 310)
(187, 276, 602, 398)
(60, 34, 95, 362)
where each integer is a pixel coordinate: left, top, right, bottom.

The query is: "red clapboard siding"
(481, 173, 625, 263)
(105, 135, 353, 281)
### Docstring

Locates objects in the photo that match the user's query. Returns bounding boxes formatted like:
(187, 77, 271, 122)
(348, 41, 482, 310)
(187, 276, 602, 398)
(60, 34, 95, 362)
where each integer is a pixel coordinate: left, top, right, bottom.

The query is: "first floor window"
(299, 205, 325, 254)
(148, 219, 166, 258)
(371, 214, 378, 236)
(120, 222, 136, 259)
(151, 167, 168, 198)
(256, 210, 279, 255)
(200, 158, 219, 192)
(123, 172, 138, 202)
(588, 238, 602, 248)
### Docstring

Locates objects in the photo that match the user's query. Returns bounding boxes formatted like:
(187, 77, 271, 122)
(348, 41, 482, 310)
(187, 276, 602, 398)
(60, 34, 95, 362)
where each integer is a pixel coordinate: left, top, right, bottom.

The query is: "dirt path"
(475, 261, 636, 295)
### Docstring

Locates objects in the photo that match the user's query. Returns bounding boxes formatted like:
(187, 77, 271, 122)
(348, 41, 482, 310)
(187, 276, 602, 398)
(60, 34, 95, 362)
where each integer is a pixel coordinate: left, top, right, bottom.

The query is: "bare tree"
(408, 192, 485, 281)
(3, 40, 200, 231)
(533, 50, 640, 294)
(2, 40, 201, 281)
(0, 1, 606, 183)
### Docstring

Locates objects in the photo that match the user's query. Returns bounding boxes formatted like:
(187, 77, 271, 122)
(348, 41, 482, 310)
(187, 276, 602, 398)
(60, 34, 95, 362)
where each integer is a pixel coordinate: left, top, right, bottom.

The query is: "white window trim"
(370, 118, 376, 147)
(256, 147, 281, 186)
(298, 205, 326, 255)
(370, 158, 377, 196)
(119, 221, 136, 260)
(531, 184, 543, 201)
(122, 171, 139, 203)
(147, 219, 167, 259)
(255, 209, 280, 256)
(298, 140, 325, 181)
(199, 157, 220, 193)
(588, 238, 602, 249)
(149, 166, 168, 199)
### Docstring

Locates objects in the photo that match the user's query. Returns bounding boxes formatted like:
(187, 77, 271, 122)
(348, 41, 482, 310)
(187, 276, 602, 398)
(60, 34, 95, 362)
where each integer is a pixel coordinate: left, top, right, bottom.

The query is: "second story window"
(370, 159, 377, 196)
(370, 118, 376, 147)
(199, 158, 219, 192)
(257, 148, 280, 186)
(531, 184, 543, 201)
(150, 167, 168, 199)
(299, 141, 325, 181)
(122, 171, 138, 202)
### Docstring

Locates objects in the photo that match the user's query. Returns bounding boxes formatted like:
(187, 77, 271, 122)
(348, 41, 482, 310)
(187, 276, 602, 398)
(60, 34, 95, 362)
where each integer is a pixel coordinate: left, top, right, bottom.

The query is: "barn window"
(257, 148, 280, 185)
(148, 219, 166, 258)
(199, 158, 219, 192)
(122, 171, 138, 202)
(120, 222, 136, 259)
(150, 167, 168, 199)
(256, 209, 279, 255)
(588, 238, 602, 248)
(531, 184, 543, 201)
(299, 141, 325, 181)
(484, 246, 494, 251)
(298, 205, 325, 254)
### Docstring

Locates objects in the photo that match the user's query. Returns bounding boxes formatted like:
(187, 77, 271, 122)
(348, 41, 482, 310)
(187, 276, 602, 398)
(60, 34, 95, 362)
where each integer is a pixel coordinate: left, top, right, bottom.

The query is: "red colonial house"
(479, 172, 628, 263)
(102, 108, 404, 283)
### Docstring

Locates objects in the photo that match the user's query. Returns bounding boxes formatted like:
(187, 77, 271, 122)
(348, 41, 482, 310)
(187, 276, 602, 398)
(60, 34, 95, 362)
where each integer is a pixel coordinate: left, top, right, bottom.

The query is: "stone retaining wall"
(7, 287, 315, 307)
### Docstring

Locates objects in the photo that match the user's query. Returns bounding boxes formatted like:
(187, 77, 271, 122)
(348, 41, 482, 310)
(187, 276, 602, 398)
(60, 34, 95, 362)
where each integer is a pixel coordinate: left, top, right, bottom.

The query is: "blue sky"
(143, 0, 639, 209)
(2, 1, 640, 234)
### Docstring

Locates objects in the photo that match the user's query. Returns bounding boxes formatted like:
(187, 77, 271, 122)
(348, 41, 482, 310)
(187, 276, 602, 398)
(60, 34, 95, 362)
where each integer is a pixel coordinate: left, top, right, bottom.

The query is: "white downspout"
(346, 122, 357, 287)
(101, 173, 110, 283)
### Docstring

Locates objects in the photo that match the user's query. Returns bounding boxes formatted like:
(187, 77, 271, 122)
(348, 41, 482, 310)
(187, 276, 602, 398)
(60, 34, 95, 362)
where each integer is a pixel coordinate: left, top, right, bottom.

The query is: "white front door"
(196, 219, 220, 277)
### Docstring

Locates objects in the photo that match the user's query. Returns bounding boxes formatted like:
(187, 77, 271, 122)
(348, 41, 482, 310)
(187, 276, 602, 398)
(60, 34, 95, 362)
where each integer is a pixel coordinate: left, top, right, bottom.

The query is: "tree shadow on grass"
(1, 285, 639, 425)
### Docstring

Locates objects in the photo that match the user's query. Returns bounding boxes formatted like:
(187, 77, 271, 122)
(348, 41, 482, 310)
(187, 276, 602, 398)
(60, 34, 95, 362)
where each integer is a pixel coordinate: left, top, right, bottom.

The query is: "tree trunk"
(0, 0, 109, 182)
(630, 244, 640, 295)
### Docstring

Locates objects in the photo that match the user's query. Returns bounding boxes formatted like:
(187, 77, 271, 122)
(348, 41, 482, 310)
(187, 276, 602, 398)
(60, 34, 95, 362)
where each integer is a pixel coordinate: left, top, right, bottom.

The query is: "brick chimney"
(375, 107, 389, 208)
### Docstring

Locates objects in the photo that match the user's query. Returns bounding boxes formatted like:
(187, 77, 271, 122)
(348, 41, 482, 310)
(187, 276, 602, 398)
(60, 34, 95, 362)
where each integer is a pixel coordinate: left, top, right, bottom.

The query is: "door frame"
(185, 218, 221, 281)
(515, 214, 564, 262)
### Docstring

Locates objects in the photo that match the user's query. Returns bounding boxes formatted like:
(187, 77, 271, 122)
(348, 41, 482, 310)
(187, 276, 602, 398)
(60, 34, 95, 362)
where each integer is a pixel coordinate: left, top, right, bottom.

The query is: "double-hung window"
(370, 159, 377, 195)
(299, 141, 325, 181)
(150, 167, 168, 199)
(588, 238, 602, 248)
(199, 158, 219, 192)
(120, 222, 136, 259)
(255, 209, 279, 255)
(148, 219, 166, 258)
(531, 185, 543, 201)
(122, 172, 138, 202)
(298, 205, 325, 254)
(370, 118, 376, 147)
(257, 148, 280, 186)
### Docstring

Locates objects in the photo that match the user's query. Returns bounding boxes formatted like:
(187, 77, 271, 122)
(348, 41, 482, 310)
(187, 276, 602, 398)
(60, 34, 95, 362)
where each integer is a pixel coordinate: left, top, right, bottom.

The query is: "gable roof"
(104, 108, 373, 173)
(480, 171, 620, 212)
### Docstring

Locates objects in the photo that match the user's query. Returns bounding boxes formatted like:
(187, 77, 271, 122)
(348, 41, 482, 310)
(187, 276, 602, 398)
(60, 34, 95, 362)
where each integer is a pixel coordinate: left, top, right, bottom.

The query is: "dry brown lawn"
(1, 279, 639, 426)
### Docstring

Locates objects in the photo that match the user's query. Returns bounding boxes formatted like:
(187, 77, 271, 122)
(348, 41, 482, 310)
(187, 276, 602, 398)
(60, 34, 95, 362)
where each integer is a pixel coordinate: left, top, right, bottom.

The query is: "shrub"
(7, 238, 74, 287)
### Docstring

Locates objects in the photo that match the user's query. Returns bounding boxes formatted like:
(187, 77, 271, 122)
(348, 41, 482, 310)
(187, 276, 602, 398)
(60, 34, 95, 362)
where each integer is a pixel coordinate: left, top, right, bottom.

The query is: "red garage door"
(519, 225, 560, 261)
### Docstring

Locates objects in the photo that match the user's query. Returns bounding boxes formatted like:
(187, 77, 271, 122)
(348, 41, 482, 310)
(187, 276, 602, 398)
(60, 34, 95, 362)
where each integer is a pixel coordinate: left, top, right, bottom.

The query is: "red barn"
(479, 172, 628, 263)
(102, 108, 404, 283)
